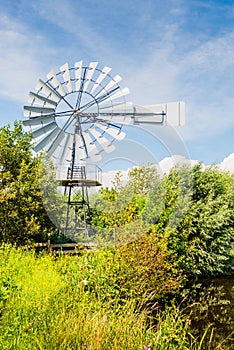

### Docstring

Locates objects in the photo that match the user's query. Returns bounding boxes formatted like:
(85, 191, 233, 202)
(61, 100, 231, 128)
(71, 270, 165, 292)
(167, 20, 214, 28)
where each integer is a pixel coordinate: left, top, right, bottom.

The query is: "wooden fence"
(22, 241, 97, 255)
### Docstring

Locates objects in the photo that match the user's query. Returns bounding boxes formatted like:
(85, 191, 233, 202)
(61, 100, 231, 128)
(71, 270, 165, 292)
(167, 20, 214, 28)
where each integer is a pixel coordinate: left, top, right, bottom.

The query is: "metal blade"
(97, 87, 129, 107)
(23, 116, 55, 129)
(47, 69, 66, 96)
(83, 62, 98, 92)
(47, 131, 66, 160)
(35, 79, 60, 103)
(100, 141, 116, 154)
(89, 127, 115, 153)
(102, 74, 122, 93)
(32, 122, 57, 139)
(60, 63, 73, 93)
(74, 60, 83, 91)
(28, 92, 58, 108)
(95, 74, 122, 98)
(59, 133, 73, 165)
(24, 106, 55, 118)
(90, 153, 102, 162)
(106, 87, 129, 102)
(34, 127, 60, 153)
(74, 134, 86, 161)
(82, 131, 102, 161)
(90, 66, 112, 94)
(96, 123, 126, 141)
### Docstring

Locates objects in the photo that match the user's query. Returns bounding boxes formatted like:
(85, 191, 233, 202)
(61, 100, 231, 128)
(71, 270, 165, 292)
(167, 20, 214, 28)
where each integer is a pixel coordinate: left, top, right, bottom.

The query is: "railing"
(21, 241, 97, 254)
(56, 163, 102, 185)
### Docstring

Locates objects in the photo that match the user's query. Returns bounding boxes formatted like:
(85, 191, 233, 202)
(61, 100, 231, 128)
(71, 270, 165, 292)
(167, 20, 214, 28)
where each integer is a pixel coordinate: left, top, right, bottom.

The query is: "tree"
(91, 170, 146, 230)
(177, 164, 234, 276)
(144, 164, 234, 277)
(126, 164, 160, 195)
(0, 121, 56, 245)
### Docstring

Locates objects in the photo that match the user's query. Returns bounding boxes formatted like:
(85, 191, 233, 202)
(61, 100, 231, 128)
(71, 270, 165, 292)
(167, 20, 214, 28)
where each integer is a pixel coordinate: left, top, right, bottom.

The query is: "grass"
(0, 244, 218, 349)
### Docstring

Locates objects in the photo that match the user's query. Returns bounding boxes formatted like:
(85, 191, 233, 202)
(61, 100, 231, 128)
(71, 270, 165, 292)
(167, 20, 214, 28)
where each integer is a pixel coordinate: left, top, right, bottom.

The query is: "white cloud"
(219, 153, 234, 173)
(184, 32, 234, 76)
(101, 155, 199, 188)
(158, 155, 198, 175)
(101, 152, 234, 188)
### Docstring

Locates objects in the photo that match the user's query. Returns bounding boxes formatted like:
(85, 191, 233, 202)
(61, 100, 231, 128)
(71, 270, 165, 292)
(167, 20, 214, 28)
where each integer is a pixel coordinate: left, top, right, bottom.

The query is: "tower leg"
(63, 165, 91, 239)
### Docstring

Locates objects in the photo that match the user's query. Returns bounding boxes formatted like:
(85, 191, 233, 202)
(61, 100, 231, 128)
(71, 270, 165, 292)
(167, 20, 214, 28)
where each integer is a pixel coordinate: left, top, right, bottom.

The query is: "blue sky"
(0, 0, 234, 175)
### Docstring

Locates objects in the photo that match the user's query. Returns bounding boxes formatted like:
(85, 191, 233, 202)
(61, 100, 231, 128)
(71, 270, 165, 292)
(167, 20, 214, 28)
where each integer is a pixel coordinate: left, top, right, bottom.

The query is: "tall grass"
(0, 245, 211, 349)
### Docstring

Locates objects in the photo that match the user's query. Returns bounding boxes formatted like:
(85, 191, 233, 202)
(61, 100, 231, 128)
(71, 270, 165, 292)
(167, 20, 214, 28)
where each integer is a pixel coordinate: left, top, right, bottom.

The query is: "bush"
(117, 232, 184, 302)
(143, 164, 234, 277)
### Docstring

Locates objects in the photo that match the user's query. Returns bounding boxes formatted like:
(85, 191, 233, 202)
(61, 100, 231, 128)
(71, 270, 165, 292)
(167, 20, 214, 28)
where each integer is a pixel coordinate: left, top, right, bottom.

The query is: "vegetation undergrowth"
(0, 244, 217, 350)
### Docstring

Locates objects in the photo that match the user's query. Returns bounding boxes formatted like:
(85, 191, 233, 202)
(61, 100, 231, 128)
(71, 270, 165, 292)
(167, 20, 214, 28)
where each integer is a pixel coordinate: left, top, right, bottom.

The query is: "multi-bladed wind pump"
(23, 61, 185, 236)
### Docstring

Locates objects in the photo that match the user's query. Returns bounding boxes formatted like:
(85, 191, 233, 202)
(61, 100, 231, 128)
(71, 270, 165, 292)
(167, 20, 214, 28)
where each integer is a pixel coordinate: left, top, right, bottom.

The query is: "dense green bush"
(152, 165, 234, 277)
(117, 232, 184, 301)
(91, 186, 145, 229)
(93, 164, 234, 278)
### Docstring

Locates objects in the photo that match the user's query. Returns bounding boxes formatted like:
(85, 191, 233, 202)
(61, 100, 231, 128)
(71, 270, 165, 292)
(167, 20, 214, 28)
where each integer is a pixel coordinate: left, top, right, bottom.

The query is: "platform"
(59, 178, 102, 187)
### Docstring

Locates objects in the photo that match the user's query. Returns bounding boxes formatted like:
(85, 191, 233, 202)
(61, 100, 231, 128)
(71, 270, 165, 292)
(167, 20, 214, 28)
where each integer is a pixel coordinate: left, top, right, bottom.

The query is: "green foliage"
(93, 164, 234, 278)
(143, 164, 193, 230)
(0, 122, 56, 245)
(127, 164, 160, 195)
(178, 164, 234, 276)
(38, 154, 68, 233)
(0, 245, 203, 349)
(91, 181, 146, 229)
(116, 232, 184, 301)
(143, 164, 234, 277)
(0, 121, 32, 178)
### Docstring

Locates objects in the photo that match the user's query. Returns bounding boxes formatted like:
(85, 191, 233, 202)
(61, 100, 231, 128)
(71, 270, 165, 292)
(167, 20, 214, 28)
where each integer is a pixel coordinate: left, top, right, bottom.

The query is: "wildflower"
(81, 279, 88, 285)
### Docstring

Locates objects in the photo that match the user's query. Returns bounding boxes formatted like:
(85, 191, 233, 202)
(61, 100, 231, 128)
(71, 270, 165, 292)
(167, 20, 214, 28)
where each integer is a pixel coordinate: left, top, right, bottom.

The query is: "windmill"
(23, 61, 185, 237)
